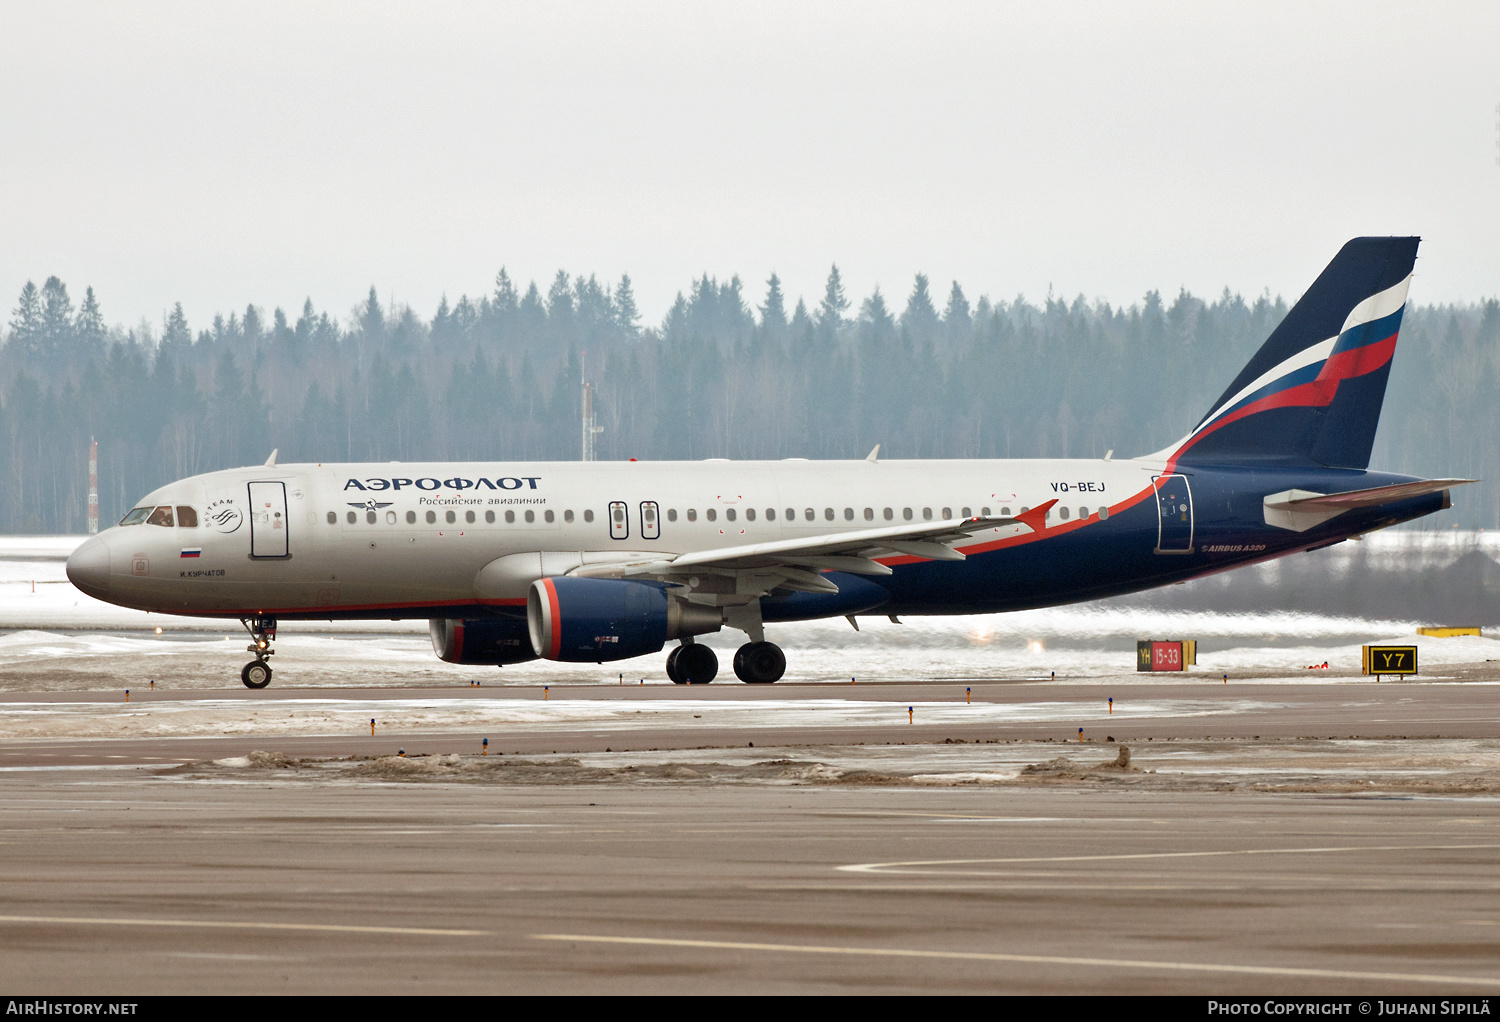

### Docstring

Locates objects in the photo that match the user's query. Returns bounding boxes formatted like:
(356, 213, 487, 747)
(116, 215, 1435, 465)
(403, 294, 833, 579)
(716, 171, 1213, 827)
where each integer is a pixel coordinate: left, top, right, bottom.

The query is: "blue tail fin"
(1171, 236, 1418, 470)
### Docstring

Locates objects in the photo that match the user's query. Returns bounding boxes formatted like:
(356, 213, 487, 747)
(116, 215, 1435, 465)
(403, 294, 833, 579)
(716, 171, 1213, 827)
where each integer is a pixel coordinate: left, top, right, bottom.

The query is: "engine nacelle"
(429, 616, 538, 665)
(527, 576, 722, 662)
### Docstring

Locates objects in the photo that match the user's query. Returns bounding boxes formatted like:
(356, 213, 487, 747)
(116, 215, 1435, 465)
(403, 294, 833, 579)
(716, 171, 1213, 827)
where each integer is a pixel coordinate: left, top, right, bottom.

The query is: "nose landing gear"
(240, 616, 276, 689)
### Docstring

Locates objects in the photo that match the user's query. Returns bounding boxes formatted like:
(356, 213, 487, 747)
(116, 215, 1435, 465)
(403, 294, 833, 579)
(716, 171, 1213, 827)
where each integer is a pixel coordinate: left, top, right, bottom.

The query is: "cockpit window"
(175, 506, 198, 528)
(118, 507, 151, 526)
(146, 506, 175, 527)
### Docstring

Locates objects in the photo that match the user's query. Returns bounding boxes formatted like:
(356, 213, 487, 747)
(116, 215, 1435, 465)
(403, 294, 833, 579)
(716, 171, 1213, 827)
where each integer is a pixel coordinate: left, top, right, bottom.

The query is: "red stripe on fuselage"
(875, 483, 1162, 566)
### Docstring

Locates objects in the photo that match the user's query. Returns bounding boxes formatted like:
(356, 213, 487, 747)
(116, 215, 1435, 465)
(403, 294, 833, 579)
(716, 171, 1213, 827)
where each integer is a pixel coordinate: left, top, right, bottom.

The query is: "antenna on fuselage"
(866, 445, 880, 464)
(264, 449, 278, 467)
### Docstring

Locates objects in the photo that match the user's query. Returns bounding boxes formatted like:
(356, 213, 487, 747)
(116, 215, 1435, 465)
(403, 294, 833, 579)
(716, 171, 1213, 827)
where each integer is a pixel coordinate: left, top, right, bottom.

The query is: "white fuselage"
(80, 457, 1155, 618)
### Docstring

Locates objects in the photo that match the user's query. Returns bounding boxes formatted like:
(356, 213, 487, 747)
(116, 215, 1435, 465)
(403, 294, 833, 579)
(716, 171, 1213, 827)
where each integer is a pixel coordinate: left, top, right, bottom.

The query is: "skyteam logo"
(348, 499, 394, 512)
(205, 498, 242, 534)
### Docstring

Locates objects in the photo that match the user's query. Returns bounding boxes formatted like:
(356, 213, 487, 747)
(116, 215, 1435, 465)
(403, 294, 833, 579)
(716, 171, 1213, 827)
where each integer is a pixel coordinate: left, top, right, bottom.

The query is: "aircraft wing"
(569, 501, 1057, 594)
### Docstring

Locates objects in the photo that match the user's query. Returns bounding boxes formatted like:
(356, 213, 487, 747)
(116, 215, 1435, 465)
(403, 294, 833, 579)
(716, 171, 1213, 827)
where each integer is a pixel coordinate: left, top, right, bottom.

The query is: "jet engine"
(429, 616, 538, 665)
(527, 576, 721, 662)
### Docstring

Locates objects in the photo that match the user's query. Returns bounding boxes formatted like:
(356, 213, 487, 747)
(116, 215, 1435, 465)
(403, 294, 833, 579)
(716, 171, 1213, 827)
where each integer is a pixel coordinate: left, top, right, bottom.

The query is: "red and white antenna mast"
(87, 438, 99, 535)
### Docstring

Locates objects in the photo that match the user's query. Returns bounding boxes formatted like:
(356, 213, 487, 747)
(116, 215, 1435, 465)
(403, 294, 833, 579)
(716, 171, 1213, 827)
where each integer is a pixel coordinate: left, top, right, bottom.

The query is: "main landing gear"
(666, 641, 718, 684)
(733, 641, 786, 684)
(240, 616, 276, 689)
(665, 639, 787, 684)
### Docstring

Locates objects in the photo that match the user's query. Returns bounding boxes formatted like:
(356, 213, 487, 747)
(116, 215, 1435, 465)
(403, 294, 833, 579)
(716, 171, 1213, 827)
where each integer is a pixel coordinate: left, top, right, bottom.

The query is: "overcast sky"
(2, 1, 1497, 334)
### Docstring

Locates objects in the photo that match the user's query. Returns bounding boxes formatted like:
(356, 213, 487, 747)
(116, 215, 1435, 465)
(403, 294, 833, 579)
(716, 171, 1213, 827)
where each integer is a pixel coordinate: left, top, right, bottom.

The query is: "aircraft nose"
(66, 536, 111, 599)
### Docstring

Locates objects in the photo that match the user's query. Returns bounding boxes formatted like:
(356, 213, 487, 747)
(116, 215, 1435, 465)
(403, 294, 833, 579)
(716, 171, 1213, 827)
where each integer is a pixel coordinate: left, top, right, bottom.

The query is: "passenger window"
(347, 511, 357, 524)
(844, 508, 854, 521)
(505, 510, 515, 523)
(766, 508, 776, 521)
(745, 508, 756, 521)
(525, 510, 535, 523)
(366, 511, 376, 524)
(706, 509, 717, 522)
(903, 508, 913, 521)
(119, 507, 151, 526)
(426, 510, 437, 524)
(997, 507, 1006, 516)
(466, 510, 476, 524)
(485, 510, 495, 523)
(544, 510, 555, 523)
(726, 508, 736, 522)
(941, 507, 951, 519)
(176, 506, 198, 527)
(863, 508, 873, 521)
(146, 506, 174, 527)
(824, 508, 834, 521)
(883, 508, 893, 520)
(386, 511, 397, 524)
(961, 507, 971, 518)
(583, 509, 594, 523)
(327, 511, 337, 525)
(803, 509, 813, 521)
(445, 510, 456, 524)
(922, 508, 932, 521)
(1019, 506, 1029, 515)
(565, 510, 575, 523)
(1098, 506, 1110, 520)
(1079, 507, 1088, 519)
(666, 509, 677, 522)
(687, 509, 697, 522)
(408, 510, 417, 524)
(1059, 506, 1070, 520)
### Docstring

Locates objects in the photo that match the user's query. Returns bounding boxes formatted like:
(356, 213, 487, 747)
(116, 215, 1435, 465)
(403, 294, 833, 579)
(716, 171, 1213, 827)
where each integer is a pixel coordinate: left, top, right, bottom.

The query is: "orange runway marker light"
(966, 687, 971, 704)
(149, 680, 154, 691)
(398, 748, 405, 758)
(370, 718, 375, 736)
(124, 690, 129, 702)
(619, 673, 623, 685)
(851, 676, 856, 686)
(544, 686, 549, 700)
(1108, 697, 1113, 714)
(482, 738, 488, 756)
(908, 706, 913, 724)
(1078, 727, 1084, 742)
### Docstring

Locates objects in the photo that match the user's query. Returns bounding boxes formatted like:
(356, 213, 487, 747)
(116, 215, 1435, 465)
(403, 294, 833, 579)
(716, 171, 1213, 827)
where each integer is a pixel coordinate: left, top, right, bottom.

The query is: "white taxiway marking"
(0, 913, 488, 937)
(838, 842, 1500, 874)
(530, 933, 1500, 987)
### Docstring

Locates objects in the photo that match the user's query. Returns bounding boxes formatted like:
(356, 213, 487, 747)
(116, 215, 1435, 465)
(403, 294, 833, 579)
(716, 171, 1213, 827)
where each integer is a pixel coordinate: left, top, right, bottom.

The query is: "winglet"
(264, 449, 279, 467)
(866, 445, 880, 463)
(1014, 499, 1057, 534)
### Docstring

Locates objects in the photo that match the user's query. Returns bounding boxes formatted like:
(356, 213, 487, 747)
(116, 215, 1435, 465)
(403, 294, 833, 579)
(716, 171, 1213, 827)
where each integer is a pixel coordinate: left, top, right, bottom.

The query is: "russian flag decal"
(180, 548, 201, 558)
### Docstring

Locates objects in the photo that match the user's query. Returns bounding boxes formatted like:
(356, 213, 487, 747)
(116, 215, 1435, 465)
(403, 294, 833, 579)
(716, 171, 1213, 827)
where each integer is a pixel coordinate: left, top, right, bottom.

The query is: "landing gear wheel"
(665, 645, 686, 684)
(241, 659, 272, 689)
(675, 643, 718, 684)
(733, 641, 786, 684)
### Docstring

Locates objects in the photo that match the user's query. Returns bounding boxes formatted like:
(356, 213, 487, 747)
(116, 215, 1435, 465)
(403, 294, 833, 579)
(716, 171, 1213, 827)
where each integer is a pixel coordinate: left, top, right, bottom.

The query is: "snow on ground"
(0, 694, 1277, 742)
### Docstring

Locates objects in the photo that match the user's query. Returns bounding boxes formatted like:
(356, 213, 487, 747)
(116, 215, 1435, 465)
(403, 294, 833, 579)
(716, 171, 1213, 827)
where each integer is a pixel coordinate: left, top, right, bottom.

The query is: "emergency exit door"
(1152, 475, 1193, 554)
(248, 481, 290, 558)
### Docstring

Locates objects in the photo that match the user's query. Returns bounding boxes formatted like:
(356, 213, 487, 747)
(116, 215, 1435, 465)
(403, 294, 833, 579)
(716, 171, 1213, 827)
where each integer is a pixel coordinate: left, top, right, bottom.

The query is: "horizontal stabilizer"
(1264, 479, 1471, 532)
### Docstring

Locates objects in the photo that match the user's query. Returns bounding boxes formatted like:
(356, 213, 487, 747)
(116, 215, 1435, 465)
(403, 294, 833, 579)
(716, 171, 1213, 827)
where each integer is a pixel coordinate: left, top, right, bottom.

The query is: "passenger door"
(1152, 475, 1193, 554)
(248, 481, 290, 558)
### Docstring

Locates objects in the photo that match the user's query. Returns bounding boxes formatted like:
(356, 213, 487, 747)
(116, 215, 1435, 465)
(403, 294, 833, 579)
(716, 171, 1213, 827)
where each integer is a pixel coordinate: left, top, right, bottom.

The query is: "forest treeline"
(2, 266, 1497, 532)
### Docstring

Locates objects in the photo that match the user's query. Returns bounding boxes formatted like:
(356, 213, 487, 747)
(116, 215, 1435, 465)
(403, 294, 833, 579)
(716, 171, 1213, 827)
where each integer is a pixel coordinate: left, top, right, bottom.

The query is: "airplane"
(66, 237, 1468, 688)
